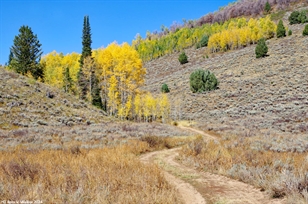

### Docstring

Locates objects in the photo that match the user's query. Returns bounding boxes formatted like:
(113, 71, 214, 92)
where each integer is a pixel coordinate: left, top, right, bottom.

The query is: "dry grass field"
(179, 134, 308, 203)
(0, 136, 193, 203)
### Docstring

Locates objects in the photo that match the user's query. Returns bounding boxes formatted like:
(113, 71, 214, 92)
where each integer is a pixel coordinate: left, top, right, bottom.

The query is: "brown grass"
(0, 139, 185, 203)
(179, 135, 308, 202)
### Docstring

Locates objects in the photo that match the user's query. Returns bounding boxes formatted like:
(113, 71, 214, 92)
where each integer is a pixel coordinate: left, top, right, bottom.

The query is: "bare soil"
(141, 127, 286, 204)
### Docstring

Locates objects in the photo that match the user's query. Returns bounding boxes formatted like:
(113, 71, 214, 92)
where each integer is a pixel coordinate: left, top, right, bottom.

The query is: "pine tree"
(10, 25, 43, 79)
(63, 66, 73, 93)
(264, 2, 271, 13)
(276, 20, 286, 38)
(7, 50, 13, 66)
(255, 38, 268, 58)
(303, 24, 308, 36)
(78, 16, 92, 100)
(91, 74, 103, 109)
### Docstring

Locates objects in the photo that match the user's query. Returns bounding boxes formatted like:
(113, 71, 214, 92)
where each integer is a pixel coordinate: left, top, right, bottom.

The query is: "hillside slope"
(0, 68, 193, 149)
(143, 22, 308, 137)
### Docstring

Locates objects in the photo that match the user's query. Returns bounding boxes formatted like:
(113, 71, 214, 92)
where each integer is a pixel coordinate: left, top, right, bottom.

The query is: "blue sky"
(0, 0, 231, 65)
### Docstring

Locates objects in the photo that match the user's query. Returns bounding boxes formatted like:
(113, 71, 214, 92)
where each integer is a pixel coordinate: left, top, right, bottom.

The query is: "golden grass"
(0, 139, 184, 203)
(179, 135, 308, 200)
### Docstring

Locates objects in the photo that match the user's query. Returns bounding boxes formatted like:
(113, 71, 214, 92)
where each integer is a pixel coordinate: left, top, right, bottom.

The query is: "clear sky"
(0, 0, 231, 65)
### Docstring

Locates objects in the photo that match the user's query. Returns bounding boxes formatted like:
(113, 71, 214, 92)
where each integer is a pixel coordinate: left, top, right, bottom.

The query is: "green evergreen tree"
(178, 52, 188, 64)
(78, 15, 92, 100)
(276, 20, 286, 38)
(265, 2, 271, 13)
(288, 29, 292, 36)
(190, 69, 218, 93)
(196, 35, 209, 49)
(161, 83, 170, 93)
(255, 38, 268, 58)
(63, 66, 73, 93)
(10, 25, 43, 79)
(91, 74, 103, 109)
(289, 11, 300, 24)
(7, 50, 13, 66)
(303, 24, 308, 36)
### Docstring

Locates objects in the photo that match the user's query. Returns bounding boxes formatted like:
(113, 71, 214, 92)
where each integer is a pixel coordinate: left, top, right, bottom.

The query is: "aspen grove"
(41, 42, 171, 122)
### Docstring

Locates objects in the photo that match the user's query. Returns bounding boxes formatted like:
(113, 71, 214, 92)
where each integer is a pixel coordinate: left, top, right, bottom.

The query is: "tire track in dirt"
(140, 126, 285, 204)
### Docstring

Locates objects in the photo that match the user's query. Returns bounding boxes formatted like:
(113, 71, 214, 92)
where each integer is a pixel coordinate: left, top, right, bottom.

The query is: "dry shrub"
(179, 135, 308, 200)
(0, 142, 181, 203)
(140, 135, 192, 150)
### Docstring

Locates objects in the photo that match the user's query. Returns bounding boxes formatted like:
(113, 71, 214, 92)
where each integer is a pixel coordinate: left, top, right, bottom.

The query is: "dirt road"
(140, 126, 284, 204)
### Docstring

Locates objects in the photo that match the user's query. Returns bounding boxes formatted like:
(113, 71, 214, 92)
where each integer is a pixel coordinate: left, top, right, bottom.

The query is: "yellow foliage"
(41, 51, 80, 92)
(208, 16, 277, 53)
(94, 42, 146, 116)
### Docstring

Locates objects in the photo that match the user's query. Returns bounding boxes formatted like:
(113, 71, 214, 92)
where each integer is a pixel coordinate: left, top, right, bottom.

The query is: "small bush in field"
(190, 69, 219, 93)
(289, 11, 300, 24)
(161, 83, 170, 93)
(178, 52, 188, 64)
(276, 20, 286, 38)
(255, 38, 268, 58)
(303, 24, 308, 36)
(288, 29, 292, 36)
(264, 1, 271, 13)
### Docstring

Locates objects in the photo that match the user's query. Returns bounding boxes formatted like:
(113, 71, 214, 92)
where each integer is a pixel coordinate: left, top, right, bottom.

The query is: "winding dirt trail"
(140, 126, 284, 204)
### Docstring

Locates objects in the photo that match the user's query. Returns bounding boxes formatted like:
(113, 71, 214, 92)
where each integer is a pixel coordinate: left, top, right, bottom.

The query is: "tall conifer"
(78, 16, 92, 100)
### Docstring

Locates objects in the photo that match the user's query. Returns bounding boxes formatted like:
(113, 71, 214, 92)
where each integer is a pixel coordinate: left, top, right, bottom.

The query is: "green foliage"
(63, 67, 73, 93)
(178, 52, 188, 64)
(289, 10, 308, 24)
(7, 51, 13, 66)
(288, 29, 292, 36)
(255, 38, 268, 58)
(161, 83, 170, 93)
(289, 11, 300, 24)
(91, 75, 103, 109)
(276, 20, 286, 38)
(10, 25, 43, 79)
(303, 25, 308, 36)
(265, 2, 271, 13)
(189, 69, 219, 93)
(298, 10, 308, 23)
(78, 15, 92, 100)
(77, 67, 88, 100)
(196, 35, 209, 49)
(79, 16, 92, 67)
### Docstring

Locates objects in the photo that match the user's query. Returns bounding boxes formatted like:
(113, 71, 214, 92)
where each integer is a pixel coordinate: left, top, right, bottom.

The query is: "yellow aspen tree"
(41, 51, 63, 88)
(118, 105, 125, 120)
(150, 96, 158, 122)
(82, 56, 96, 102)
(125, 95, 132, 119)
(108, 75, 118, 116)
(134, 94, 142, 122)
(143, 92, 154, 122)
(159, 94, 170, 123)
(62, 52, 80, 93)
